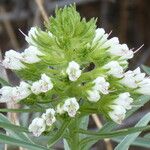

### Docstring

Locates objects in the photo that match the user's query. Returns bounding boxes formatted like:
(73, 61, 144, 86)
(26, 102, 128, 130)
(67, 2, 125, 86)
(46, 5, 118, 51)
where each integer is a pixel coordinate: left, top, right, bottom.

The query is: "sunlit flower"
(63, 97, 79, 117)
(66, 61, 81, 81)
(28, 117, 46, 137)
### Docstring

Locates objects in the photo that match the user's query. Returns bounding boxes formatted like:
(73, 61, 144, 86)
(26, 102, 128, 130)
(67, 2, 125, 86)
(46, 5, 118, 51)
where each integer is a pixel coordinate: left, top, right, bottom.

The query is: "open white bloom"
(63, 97, 79, 117)
(66, 61, 81, 81)
(101, 37, 119, 49)
(120, 67, 146, 88)
(3, 50, 25, 70)
(0, 86, 13, 102)
(108, 44, 134, 60)
(136, 78, 150, 95)
(12, 81, 31, 102)
(31, 74, 53, 94)
(87, 90, 100, 102)
(104, 61, 123, 78)
(28, 117, 46, 137)
(25, 27, 38, 44)
(114, 92, 133, 110)
(109, 105, 126, 124)
(21, 46, 44, 63)
(93, 77, 110, 94)
(42, 108, 56, 126)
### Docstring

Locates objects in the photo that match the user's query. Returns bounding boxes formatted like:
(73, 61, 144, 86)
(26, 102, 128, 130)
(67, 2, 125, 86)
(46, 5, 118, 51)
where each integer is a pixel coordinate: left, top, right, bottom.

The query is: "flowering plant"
(0, 5, 150, 150)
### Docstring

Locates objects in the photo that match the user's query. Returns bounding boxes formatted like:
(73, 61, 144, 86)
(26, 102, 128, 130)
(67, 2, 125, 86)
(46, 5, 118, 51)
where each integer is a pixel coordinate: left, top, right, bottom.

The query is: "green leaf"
(79, 125, 150, 150)
(0, 122, 29, 133)
(144, 133, 150, 138)
(79, 125, 150, 137)
(48, 119, 72, 147)
(0, 108, 43, 113)
(79, 115, 89, 140)
(0, 113, 32, 143)
(0, 133, 50, 150)
(114, 112, 150, 150)
(113, 137, 150, 149)
(141, 65, 150, 75)
(0, 77, 10, 86)
(64, 139, 70, 150)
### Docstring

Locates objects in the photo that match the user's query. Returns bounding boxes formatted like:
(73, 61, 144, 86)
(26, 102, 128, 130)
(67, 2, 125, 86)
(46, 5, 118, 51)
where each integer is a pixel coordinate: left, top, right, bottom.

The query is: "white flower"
(2, 50, 25, 70)
(120, 67, 145, 88)
(42, 108, 56, 126)
(101, 37, 119, 49)
(114, 92, 133, 110)
(93, 77, 110, 94)
(25, 27, 38, 44)
(28, 117, 46, 137)
(31, 81, 41, 95)
(21, 46, 44, 63)
(93, 28, 105, 43)
(12, 82, 31, 102)
(66, 61, 81, 81)
(108, 44, 134, 60)
(31, 74, 53, 94)
(63, 97, 79, 117)
(104, 61, 123, 78)
(136, 78, 150, 95)
(109, 105, 126, 124)
(0, 86, 13, 102)
(87, 90, 100, 102)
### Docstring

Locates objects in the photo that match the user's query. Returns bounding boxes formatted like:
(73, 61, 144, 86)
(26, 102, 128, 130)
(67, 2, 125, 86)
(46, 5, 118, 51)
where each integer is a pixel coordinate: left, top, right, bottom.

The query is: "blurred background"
(0, 0, 150, 150)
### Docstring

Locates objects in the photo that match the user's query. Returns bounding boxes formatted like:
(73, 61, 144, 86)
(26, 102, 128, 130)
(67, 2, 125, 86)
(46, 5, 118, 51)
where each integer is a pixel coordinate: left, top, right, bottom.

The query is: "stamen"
(19, 29, 27, 37)
(134, 44, 144, 54)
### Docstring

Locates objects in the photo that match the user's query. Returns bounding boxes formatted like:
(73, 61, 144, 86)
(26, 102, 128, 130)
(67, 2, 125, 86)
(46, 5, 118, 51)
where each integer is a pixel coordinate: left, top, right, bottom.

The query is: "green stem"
(69, 119, 80, 150)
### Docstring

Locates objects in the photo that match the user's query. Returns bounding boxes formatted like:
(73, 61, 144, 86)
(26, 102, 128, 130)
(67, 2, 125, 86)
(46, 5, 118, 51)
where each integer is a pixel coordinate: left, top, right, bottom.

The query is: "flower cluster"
(0, 6, 150, 137)
(29, 108, 56, 137)
(29, 97, 79, 136)
(2, 45, 44, 70)
(0, 74, 53, 103)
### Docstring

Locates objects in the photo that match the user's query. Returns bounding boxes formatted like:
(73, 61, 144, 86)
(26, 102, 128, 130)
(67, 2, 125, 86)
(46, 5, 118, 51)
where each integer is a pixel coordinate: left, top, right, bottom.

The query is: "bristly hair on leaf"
(45, 4, 97, 50)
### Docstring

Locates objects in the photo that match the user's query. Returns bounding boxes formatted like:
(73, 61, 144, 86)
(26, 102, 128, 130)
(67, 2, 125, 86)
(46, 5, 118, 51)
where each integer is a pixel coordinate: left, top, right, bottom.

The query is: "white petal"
(66, 61, 81, 81)
(28, 117, 46, 137)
